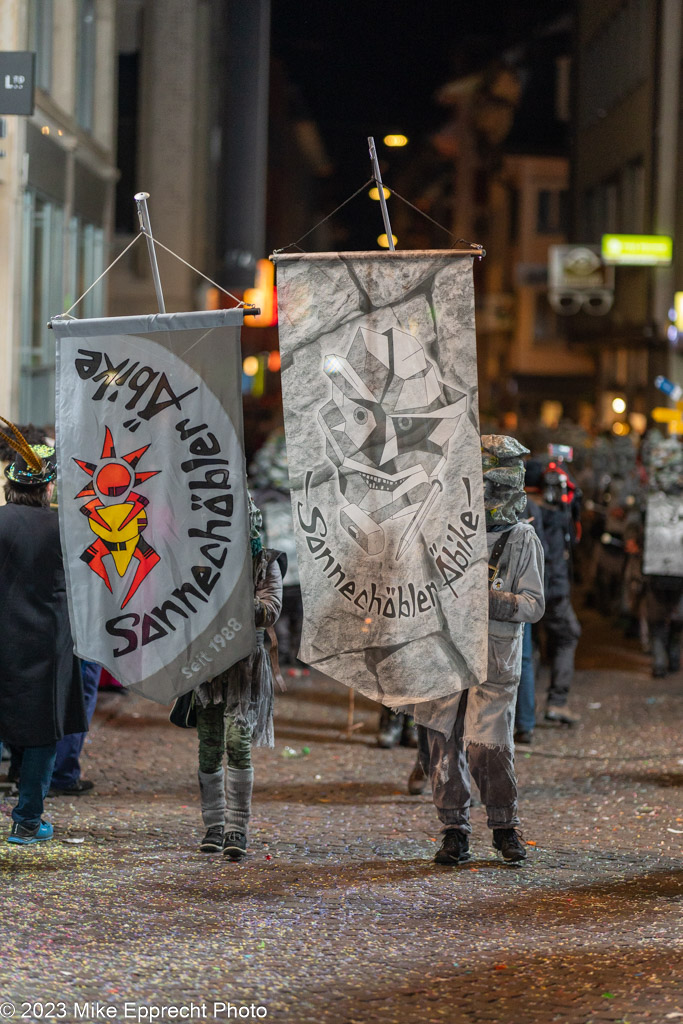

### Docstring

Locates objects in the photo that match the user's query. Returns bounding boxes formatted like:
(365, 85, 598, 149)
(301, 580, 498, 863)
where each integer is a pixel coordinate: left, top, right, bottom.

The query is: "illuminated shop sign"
(601, 234, 673, 266)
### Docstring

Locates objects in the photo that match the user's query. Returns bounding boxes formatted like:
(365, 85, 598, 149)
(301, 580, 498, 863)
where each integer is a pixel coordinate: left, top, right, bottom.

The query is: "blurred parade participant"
(587, 435, 638, 620)
(250, 427, 305, 672)
(641, 436, 683, 678)
(173, 496, 285, 861)
(0, 422, 87, 845)
(415, 436, 544, 864)
(514, 493, 546, 745)
(378, 706, 417, 749)
(524, 455, 582, 726)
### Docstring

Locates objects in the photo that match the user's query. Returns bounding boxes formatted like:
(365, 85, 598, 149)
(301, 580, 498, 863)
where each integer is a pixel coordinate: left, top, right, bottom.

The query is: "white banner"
(53, 310, 255, 703)
(274, 252, 488, 706)
(643, 492, 683, 577)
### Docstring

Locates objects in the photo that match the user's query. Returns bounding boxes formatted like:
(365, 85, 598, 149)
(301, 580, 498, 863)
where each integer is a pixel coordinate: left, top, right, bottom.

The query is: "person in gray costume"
(414, 435, 545, 865)
(193, 496, 284, 861)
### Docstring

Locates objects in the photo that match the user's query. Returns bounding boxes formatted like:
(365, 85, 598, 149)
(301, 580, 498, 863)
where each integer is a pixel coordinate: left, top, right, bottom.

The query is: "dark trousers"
(13, 745, 57, 827)
(541, 595, 581, 707)
(646, 578, 683, 675)
(515, 622, 536, 732)
(51, 661, 101, 788)
(274, 585, 304, 665)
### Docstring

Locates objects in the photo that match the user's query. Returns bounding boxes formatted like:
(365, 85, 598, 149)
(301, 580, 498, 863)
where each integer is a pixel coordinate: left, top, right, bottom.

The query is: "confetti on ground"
(1, 608, 682, 1023)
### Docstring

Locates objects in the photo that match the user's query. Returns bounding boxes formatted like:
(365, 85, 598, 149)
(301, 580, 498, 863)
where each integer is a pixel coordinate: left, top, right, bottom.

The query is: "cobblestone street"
(1, 611, 682, 1024)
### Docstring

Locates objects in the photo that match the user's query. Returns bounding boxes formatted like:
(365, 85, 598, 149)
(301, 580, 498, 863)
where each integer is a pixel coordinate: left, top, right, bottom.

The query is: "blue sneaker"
(7, 820, 54, 845)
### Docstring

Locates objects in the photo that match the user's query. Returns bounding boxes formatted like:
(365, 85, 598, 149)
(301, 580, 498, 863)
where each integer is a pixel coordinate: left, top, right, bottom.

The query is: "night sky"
(271, 0, 571, 248)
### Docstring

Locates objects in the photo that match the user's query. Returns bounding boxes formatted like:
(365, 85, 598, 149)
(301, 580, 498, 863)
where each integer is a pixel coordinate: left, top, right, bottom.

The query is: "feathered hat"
(0, 417, 56, 487)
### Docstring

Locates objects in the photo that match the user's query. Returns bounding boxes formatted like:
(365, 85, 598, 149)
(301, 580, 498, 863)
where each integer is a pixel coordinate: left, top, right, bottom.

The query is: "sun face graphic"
(74, 427, 162, 608)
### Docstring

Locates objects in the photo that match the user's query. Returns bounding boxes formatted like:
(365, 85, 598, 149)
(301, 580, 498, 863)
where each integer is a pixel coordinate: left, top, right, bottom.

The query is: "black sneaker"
(544, 706, 580, 727)
(223, 829, 247, 861)
(492, 828, 527, 863)
(434, 829, 471, 865)
(48, 779, 95, 797)
(199, 825, 224, 853)
(514, 729, 533, 745)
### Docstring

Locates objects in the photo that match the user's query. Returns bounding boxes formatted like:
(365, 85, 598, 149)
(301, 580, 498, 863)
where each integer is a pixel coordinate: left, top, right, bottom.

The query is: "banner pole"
(134, 192, 167, 313)
(367, 137, 396, 251)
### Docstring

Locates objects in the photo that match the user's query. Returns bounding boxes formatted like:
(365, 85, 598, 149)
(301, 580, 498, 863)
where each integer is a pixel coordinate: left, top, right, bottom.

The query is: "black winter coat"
(0, 503, 86, 747)
(536, 502, 573, 600)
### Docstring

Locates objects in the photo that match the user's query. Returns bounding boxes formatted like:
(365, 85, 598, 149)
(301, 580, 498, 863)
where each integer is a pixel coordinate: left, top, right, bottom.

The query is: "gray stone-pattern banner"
(273, 252, 488, 706)
(52, 310, 256, 704)
(643, 492, 683, 577)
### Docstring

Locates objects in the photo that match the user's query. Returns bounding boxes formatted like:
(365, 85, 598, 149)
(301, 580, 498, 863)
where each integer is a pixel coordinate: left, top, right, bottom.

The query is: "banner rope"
(388, 185, 486, 255)
(59, 232, 145, 317)
(59, 178, 486, 320)
(272, 178, 375, 254)
(140, 232, 245, 306)
(272, 175, 485, 256)
(58, 229, 246, 320)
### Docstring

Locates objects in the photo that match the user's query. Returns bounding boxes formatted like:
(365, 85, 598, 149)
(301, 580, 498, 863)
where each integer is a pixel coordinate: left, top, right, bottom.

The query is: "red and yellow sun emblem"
(74, 427, 161, 608)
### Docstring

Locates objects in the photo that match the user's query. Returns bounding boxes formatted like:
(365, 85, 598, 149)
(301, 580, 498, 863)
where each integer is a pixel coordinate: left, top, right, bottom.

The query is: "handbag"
(169, 690, 197, 729)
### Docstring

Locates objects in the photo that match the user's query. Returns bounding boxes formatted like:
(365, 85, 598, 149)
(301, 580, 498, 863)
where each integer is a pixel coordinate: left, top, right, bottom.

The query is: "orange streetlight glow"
(383, 134, 408, 147)
(369, 186, 391, 201)
(377, 233, 398, 248)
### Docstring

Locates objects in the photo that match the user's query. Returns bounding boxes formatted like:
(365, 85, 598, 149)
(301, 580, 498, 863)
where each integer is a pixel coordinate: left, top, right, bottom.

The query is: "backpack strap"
(488, 529, 512, 589)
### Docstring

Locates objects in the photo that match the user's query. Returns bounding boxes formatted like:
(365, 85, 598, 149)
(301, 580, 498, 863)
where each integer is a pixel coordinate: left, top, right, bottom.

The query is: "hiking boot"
(514, 729, 533, 745)
(7, 820, 54, 845)
(434, 829, 471, 865)
(48, 779, 95, 797)
(199, 825, 224, 853)
(544, 706, 580, 727)
(401, 716, 418, 748)
(377, 709, 404, 749)
(492, 828, 527, 863)
(223, 829, 247, 861)
(408, 758, 428, 795)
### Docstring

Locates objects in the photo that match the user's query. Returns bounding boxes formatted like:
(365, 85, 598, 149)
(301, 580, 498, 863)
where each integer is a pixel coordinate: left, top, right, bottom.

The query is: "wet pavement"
(1, 608, 682, 1024)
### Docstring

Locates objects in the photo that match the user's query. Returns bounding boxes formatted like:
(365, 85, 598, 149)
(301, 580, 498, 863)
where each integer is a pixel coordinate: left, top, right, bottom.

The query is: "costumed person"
(642, 436, 683, 678)
(409, 436, 545, 863)
(0, 420, 87, 845)
(250, 427, 305, 672)
(175, 495, 284, 861)
(524, 456, 582, 726)
(513, 493, 546, 745)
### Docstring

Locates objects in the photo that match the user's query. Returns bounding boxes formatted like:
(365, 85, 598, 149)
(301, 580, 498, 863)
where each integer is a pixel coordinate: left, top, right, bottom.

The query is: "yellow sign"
(652, 403, 683, 434)
(602, 234, 673, 266)
(675, 292, 683, 330)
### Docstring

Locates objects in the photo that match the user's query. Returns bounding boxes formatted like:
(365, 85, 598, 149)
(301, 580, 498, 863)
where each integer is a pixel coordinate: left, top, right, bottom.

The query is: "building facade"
(0, 0, 118, 426)
(572, 0, 683, 429)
